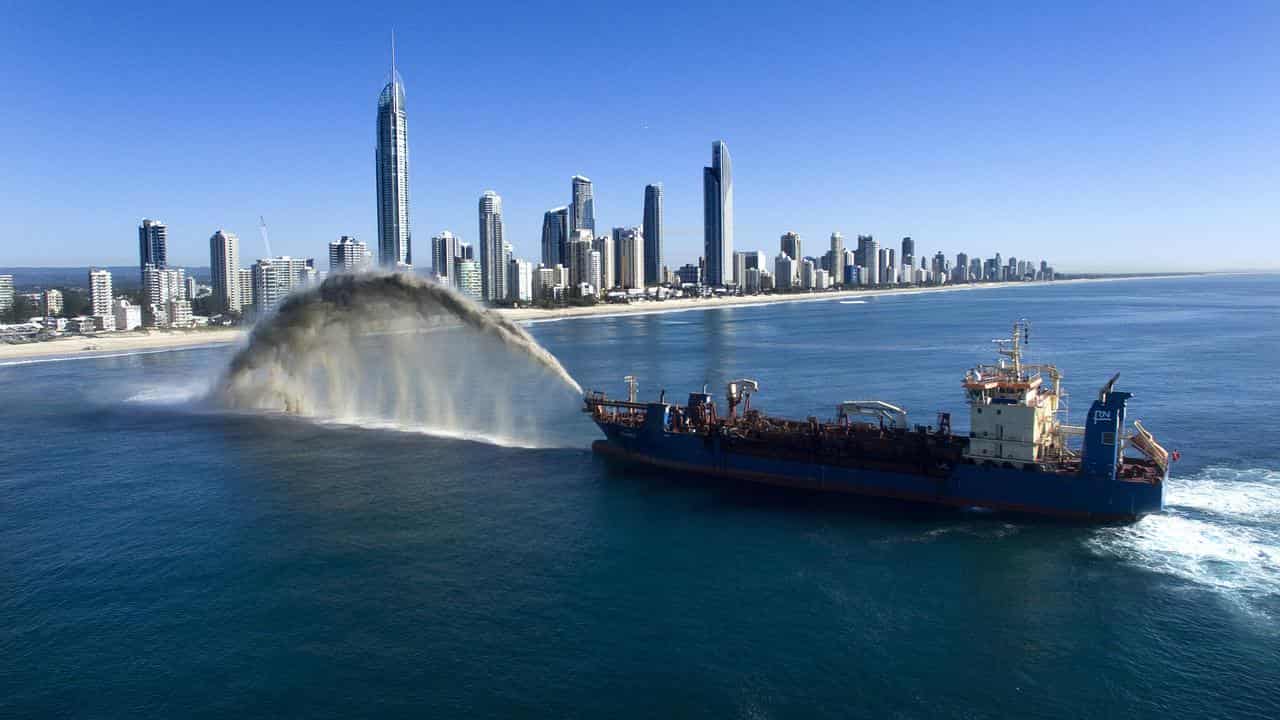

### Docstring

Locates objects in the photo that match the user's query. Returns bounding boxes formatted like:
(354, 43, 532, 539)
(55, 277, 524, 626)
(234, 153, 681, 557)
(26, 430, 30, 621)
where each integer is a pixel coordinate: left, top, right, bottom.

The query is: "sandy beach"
(0, 328, 245, 365)
(496, 275, 1190, 323)
(0, 275, 1196, 364)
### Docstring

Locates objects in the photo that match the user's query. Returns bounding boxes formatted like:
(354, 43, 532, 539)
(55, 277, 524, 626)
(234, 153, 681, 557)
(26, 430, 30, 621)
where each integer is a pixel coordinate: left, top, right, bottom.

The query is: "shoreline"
(495, 274, 1208, 323)
(0, 274, 1215, 364)
(0, 329, 245, 366)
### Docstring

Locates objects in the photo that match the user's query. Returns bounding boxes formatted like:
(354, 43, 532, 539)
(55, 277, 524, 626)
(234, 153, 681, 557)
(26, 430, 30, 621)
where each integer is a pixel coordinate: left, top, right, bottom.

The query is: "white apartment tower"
(88, 269, 113, 317)
(616, 227, 645, 290)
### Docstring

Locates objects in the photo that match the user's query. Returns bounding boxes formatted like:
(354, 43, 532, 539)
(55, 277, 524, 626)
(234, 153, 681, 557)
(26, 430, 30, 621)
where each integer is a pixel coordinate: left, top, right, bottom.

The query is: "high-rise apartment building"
(702, 140, 734, 286)
(570, 176, 595, 235)
(138, 219, 168, 277)
(376, 40, 411, 267)
(865, 236, 880, 285)
(430, 231, 461, 282)
(89, 269, 113, 318)
(209, 229, 241, 314)
(237, 268, 254, 311)
(454, 258, 482, 300)
(643, 183, 663, 286)
(799, 259, 816, 290)
(507, 258, 533, 303)
(329, 235, 370, 274)
(616, 227, 645, 290)
(0, 275, 13, 313)
(568, 230, 595, 294)
(828, 232, 845, 287)
(597, 233, 619, 291)
(780, 231, 802, 263)
(252, 257, 313, 314)
(143, 265, 181, 308)
(901, 236, 915, 270)
(774, 254, 794, 290)
(478, 191, 505, 302)
(541, 207, 569, 267)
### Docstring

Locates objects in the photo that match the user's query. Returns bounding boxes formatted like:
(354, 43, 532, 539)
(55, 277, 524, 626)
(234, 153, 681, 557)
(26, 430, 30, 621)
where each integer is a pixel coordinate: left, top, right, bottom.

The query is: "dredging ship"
(584, 321, 1170, 521)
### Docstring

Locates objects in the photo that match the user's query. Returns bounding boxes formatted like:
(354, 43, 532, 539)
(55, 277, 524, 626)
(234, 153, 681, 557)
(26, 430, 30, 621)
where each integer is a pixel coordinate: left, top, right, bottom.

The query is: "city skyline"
(2, 3, 1278, 272)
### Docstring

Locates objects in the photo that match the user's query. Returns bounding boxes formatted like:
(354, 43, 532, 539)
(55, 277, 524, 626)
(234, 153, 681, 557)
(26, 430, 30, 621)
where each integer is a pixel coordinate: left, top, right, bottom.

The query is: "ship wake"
(211, 272, 582, 447)
(1087, 466, 1280, 617)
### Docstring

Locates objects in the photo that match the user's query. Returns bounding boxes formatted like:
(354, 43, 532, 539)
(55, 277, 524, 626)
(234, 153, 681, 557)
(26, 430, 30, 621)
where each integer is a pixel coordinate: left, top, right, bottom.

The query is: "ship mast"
(995, 319, 1030, 378)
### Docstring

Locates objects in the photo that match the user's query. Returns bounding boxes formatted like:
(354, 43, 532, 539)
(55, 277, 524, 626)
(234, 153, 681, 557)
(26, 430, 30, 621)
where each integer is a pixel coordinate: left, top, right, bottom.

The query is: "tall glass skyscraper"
(375, 39, 411, 267)
(478, 191, 505, 302)
(643, 184, 663, 286)
(541, 207, 569, 267)
(702, 141, 733, 286)
(570, 176, 595, 235)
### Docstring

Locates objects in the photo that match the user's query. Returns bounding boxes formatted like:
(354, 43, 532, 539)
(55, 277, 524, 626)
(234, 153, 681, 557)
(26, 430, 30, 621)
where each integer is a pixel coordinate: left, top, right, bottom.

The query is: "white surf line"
(511, 274, 1214, 326)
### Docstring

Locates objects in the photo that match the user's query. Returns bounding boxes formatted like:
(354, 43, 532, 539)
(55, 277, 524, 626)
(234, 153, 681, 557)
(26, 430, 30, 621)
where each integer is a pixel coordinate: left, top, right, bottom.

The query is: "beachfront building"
(251, 257, 314, 315)
(113, 298, 142, 331)
(702, 140, 733, 286)
(210, 230, 241, 315)
(643, 183, 663, 286)
(774, 254, 795, 291)
(455, 258, 482, 301)
(570, 176, 595, 235)
(329, 235, 370, 274)
(507, 258, 533, 303)
(478, 191, 505, 302)
(0, 274, 13, 314)
(43, 289, 64, 317)
(616, 227, 645, 290)
(138, 218, 168, 279)
(376, 42, 411, 268)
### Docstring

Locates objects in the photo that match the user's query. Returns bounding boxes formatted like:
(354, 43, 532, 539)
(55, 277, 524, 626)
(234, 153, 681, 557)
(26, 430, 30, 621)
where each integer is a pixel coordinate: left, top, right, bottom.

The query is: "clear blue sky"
(2, 1, 1277, 272)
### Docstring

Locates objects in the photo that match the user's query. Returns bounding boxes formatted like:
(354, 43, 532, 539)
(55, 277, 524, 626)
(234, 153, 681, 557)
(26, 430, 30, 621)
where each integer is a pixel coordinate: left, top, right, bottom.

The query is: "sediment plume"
(213, 272, 581, 443)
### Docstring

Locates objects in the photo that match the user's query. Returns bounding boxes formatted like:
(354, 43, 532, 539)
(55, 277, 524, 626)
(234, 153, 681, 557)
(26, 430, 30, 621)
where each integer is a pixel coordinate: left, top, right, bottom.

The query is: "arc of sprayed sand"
(221, 271, 583, 397)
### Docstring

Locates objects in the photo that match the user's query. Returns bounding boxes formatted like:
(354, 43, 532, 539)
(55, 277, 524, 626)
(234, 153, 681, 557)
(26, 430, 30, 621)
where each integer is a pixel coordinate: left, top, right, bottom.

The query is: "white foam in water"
(125, 381, 213, 405)
(1165, 467, 1280, 519)
(1088, 467, 1280, 613)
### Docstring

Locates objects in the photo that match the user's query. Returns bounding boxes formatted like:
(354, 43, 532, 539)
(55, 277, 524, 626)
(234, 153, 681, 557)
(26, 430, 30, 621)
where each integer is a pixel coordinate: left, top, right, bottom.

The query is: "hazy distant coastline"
(0, 274, 1213, 365)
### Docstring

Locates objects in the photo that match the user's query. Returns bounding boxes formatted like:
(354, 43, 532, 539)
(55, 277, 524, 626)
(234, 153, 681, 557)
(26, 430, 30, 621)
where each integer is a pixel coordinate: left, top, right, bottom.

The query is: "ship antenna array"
(994, 319, 1031, 376)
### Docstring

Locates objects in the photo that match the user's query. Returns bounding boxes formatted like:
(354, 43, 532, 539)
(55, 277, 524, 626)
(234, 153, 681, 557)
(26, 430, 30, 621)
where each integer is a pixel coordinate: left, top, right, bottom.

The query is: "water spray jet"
(213, 272, 582, 443)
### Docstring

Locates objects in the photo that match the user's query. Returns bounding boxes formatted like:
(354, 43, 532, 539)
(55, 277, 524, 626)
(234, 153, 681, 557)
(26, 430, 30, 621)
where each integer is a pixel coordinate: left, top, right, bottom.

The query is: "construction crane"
(258, 216, 273, 258)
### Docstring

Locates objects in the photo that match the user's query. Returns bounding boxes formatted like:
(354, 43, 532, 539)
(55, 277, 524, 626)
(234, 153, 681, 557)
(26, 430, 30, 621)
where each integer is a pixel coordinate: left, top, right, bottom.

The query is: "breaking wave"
(209, 272, 582, 446)
(1087, 467, 1280, 614)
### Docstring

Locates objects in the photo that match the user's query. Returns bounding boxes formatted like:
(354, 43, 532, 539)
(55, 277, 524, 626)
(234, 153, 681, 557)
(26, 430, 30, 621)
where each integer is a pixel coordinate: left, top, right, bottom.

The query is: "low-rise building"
(113, 299, 142, 331)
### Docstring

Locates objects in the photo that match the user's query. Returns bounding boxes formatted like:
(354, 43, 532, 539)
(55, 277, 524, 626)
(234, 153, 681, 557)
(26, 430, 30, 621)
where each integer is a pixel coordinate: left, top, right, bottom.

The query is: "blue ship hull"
(592, 423, 1165, 521)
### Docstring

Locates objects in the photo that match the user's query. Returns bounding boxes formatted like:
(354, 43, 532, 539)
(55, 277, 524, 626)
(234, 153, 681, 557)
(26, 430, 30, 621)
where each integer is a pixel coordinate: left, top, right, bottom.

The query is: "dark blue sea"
(3, 275, 1278, 718)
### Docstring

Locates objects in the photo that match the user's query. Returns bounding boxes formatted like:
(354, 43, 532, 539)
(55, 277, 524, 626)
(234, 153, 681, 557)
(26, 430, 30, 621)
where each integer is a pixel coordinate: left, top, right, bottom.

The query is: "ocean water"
(3, 275, 1278, 718)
